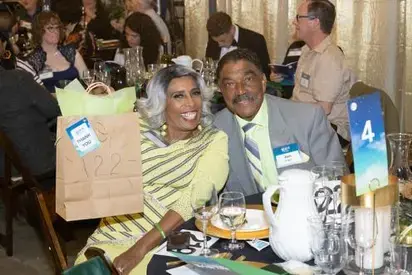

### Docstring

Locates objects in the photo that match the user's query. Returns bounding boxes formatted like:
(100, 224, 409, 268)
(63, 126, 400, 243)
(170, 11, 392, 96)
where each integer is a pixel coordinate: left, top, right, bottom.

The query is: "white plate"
(211, 209, 269, 232)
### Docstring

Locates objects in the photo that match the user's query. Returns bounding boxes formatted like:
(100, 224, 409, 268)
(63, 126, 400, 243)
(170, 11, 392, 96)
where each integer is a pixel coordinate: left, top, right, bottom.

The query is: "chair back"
(0, 130, 34, 186)
(349, 81, 400, 134)
(346, 81, 400, 168)
(0, 129, 68, 273)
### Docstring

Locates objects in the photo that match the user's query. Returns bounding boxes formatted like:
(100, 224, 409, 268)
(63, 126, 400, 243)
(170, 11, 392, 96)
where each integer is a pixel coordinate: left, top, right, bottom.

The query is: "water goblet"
(81, 70, 95, 86)
(343, 206, 378, 275)
(191, 184, 219, 257)
(94, 61, 106, 82)
(219, 192, 246, 251)
(310, 226, 347, 275)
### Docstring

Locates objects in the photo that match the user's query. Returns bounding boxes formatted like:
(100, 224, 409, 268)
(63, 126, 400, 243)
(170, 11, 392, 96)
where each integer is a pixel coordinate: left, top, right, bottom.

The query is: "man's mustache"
(233, 93, 256, 104)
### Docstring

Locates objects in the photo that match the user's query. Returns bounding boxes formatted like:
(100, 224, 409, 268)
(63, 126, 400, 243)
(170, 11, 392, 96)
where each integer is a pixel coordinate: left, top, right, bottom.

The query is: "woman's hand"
(113, 246, 145, 275)
(270, 72, 284, 83)
(110, 18, 125, 32)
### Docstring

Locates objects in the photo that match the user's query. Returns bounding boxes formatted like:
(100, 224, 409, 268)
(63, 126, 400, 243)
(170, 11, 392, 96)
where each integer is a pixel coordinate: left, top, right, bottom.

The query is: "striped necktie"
(242, 123, 263, 186)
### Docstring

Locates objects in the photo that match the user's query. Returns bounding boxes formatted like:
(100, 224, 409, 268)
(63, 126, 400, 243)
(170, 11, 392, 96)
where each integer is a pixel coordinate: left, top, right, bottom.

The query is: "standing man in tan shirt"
(292, 0, 356, 147)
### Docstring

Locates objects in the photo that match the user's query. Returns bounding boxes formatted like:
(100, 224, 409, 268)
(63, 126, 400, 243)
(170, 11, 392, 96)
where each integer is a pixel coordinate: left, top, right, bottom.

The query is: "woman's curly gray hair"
(137, 65, 214, 129)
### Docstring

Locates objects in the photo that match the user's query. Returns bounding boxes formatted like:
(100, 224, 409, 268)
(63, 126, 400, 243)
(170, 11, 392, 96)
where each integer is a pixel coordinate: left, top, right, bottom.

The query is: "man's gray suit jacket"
(213, 95, 345, 196)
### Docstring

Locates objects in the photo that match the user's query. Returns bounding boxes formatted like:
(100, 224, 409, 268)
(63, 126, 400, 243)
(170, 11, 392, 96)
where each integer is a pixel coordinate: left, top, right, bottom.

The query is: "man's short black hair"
(216, 48, 263, 81)
(0, 11, 15, 42)
(207, 12, 232, 37)
(308, 0, 336, 34)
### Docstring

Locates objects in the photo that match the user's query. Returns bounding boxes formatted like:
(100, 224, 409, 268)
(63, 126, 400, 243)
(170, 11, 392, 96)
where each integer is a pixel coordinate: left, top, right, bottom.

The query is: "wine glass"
(219, 192, 246, 251)
(343, 206, 378, 274)
(94, 61, 106, 82)
(191, 184, 219, 257)
(81, 70, 95, 86)
(100, 70, 111, 86)
(146, 64, 159, 79)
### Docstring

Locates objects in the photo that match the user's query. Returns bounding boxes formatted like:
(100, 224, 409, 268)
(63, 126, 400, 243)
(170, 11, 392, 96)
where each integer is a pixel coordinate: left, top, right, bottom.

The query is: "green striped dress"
(76, 118, 229, 262)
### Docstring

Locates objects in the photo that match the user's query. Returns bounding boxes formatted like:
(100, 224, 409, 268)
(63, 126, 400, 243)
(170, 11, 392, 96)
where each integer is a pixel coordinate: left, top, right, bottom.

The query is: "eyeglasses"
(45, 26, 61, 32)
(296, 14, 316, 21)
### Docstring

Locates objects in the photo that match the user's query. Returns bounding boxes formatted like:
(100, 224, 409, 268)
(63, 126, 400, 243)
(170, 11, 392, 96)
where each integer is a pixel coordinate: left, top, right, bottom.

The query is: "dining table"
(146, 193, 346, 275)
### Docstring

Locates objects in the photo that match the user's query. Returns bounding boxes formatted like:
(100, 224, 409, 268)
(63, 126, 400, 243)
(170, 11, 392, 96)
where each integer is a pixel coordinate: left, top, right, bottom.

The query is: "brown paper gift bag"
(56, 113, 143, 221)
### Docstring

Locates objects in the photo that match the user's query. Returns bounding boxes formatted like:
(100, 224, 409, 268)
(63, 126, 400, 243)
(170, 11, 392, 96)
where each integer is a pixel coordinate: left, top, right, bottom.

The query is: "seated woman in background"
(75, 65, 229, 274)
(26, 11, 87, 93)
(114, 12, 162, 66)
(124, 0, 170, 52)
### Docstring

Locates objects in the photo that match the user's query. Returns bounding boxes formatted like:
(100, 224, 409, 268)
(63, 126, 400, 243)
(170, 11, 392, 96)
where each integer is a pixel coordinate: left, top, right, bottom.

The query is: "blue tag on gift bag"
(66, 118, 100, 157)
(347, 92, 388, 196)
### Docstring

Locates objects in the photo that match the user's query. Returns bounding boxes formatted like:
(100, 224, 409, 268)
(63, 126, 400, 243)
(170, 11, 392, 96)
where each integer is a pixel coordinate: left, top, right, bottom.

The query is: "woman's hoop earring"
(2, 50, 11, 60)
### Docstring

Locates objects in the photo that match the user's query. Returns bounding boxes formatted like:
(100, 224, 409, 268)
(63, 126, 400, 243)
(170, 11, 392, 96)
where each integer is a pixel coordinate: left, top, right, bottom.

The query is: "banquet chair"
(345, 81, 400, 169)
(0, 129, 68, 273)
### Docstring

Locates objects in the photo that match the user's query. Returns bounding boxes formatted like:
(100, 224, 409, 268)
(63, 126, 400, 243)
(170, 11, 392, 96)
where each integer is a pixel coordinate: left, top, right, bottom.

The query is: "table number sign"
(347, 92, 388, 196)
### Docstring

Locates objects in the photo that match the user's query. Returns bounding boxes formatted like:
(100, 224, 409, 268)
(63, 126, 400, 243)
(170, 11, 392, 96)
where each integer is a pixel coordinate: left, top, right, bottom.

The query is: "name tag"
(300, 72, 310, 88)
(66, 118, 100, 157)
(39, 70, 53, 80)
(273, 143, 302, 168)
(20, 20, 32, 30)
(287, 48, 302, 57)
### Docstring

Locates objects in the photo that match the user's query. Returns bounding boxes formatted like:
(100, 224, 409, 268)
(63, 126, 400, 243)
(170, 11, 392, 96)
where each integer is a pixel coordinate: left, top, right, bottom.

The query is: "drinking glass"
(219, 192, 246, 251)
(311, 163, 347, 220)
(146, 64, 159, 79)
(389, 236, 412, 275)
(81, 69, 95, 86)
(191, 184, 219, 256)
(310, 226, 347, 275)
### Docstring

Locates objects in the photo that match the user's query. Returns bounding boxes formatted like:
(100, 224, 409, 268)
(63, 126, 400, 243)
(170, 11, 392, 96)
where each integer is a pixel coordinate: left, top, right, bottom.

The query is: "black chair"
(0, 129, 68, 273)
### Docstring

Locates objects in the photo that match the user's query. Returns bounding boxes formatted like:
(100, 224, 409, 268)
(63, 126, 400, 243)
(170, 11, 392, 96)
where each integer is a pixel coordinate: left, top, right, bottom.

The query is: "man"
(0, 29, 60, 192)
(0, 10, 43, 84)
(292, 0, 356, 147)
(206, 12, 270, 77)
(214, 49, 344, 196)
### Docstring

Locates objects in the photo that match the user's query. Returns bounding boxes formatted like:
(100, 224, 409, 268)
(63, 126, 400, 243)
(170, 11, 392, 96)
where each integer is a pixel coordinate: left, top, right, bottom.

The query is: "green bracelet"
(154, 222, 166, 239)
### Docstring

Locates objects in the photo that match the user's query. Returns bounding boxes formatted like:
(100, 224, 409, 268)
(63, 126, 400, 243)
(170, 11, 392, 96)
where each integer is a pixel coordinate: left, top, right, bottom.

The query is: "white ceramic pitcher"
(262, 169, 318, 262)
(172, 55, 203, 73)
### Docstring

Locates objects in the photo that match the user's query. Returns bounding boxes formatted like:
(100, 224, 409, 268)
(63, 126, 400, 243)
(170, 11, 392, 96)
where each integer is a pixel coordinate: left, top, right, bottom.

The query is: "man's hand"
(270, 72, 284, 83)
(113, 245, 145, 275)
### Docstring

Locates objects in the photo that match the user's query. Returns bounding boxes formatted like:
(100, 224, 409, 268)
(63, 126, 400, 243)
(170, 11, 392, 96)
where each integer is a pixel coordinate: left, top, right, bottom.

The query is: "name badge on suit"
(273, 143, 310, 168)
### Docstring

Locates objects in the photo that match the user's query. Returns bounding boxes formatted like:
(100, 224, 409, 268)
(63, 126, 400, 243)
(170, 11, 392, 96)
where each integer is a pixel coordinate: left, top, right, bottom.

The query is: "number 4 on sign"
(361, 120, 375, 143)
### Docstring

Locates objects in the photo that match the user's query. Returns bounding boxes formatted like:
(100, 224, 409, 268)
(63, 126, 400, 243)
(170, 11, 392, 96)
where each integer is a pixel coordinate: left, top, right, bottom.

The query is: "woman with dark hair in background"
(114, 12, 162, 66)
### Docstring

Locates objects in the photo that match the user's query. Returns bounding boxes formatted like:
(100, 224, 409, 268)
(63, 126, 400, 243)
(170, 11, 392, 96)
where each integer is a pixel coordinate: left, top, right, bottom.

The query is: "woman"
(114, 12, 162, 66)
(114, 0, 171, 52)
(75, 65, 229, 274)
(26, 11, 87, 93)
